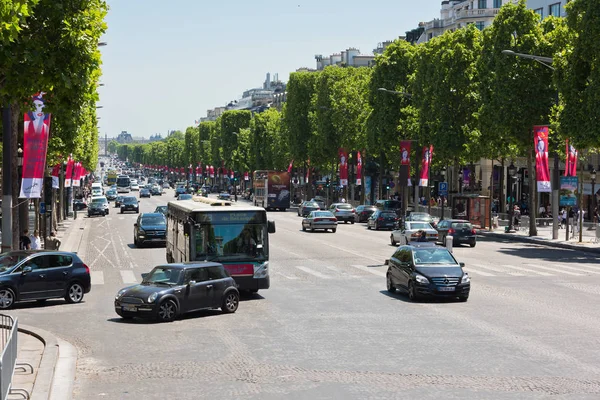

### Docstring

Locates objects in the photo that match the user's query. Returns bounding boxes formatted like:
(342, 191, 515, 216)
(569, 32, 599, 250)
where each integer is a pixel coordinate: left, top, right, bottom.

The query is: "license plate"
(122, 306, 137, 312)
(438, 287, 455, 292)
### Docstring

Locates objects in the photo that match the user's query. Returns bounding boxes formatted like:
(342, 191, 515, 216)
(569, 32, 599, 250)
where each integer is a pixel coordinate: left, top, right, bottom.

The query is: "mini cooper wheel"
(157, 299, 177, 322)
(0, 288, 15, 309)
(222, 292, 239, 314)
(65, 283, 84, 304)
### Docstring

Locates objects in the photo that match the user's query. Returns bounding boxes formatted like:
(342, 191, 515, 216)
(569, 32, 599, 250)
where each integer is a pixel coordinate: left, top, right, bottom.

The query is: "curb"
(479, 231, 600, 255)
(19, 324, 77, 400)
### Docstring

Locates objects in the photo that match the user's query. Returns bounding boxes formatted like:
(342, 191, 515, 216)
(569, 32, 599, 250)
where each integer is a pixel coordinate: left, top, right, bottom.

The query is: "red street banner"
(400, 140, 411, 186)
(64, 157, 74, 187)
(230, 170, 234, 179)
(20, 93, 52, 198)
(356, 151, 362, 185)
(419, 145, 433, 187)
(534, 126, 551, 192)
(339, 149, 348, 186)
(72, 162, 82, 187)
(209, 165, 215, 178)
(287, 160, 293, 173)
(244, 171, 249, 181)
(51, 164, 60, 189)
(565, 139, 578, 177)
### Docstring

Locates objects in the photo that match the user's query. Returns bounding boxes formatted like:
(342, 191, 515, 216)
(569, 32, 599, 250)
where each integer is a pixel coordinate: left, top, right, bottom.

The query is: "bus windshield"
(117, 177, 130, 187)
(194, 221, 267, 262)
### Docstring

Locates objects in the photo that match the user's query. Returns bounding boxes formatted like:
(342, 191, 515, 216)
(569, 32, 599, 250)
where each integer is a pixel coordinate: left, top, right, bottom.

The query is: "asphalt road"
(7, 188, 600, 399)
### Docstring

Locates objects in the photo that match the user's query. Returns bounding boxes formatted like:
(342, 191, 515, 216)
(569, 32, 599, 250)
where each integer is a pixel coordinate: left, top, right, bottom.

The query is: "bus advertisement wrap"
(267, 171, 290, 210)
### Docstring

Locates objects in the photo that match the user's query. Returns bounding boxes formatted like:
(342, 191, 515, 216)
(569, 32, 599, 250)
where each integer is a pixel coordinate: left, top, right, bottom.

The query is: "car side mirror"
(22, 266, 32, 275)
(268, 221, 276, 234)
(188, 280, 196, 286)
(134, 223, 138, 227)
(459, 262, 465, 268)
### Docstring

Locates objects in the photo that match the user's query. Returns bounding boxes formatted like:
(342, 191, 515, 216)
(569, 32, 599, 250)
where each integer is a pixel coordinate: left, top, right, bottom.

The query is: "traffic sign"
(40, 202, 46, 214)
(438, 182, 448, 197)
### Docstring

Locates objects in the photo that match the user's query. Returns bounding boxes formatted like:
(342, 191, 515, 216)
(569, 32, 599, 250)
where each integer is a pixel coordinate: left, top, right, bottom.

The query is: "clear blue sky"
(98, 0, 441, 139)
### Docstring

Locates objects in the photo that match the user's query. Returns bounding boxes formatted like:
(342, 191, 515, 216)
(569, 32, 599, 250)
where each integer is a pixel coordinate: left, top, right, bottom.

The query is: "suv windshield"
(143, 267, 182, 285)
(91, 198, 107, 206)
(413, 248, 457, 265)
(141, 216, 166, 225)
(123, 197, 137, 204)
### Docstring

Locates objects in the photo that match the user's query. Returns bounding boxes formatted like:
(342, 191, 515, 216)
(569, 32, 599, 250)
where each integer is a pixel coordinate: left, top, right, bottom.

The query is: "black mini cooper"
(114, 263, 240, 322)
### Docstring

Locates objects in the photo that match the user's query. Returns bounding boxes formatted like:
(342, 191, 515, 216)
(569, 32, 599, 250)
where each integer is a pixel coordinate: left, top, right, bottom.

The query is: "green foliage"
(107, 140, 118, 154)
(219, 110, 251, 166)
(184, 125, 199, 166)
(0, 0, 38, 43)
(249, 108, 288, 170)
(283, 71, 317, 163)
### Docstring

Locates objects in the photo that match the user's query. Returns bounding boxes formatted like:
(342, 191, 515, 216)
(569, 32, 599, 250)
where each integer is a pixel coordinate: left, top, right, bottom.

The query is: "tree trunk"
(527, 149, 538, 236)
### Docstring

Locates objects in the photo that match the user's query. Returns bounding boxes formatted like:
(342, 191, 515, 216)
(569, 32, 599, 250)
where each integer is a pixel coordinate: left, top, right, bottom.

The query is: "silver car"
(302, 211, 338, 233)
(328, 203, 356, 224)
(390, 221, 438, 246)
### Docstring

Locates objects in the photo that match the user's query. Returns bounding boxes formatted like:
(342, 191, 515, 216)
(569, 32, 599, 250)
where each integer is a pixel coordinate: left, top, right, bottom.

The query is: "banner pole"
(1, 106, 13, 251)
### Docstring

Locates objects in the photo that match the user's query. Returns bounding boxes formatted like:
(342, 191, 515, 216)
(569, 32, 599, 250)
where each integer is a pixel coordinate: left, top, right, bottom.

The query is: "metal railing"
(0, 314, 18, 400)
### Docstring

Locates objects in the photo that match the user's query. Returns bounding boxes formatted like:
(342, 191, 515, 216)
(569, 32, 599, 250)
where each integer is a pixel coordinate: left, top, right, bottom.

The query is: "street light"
(507, 163, 517, 232)
(502, 49, 558, 239)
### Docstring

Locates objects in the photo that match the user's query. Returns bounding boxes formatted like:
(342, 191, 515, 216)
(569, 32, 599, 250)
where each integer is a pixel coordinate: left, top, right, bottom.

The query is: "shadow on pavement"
(11, 298, 83, 310)
(495, 245, 600, 264)
(379, 290, 467, 304)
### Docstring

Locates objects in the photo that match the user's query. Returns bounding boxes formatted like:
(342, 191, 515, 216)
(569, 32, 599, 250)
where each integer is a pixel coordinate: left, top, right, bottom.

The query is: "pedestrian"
(30, 230, 42, 250)
(417, 230, 428, 242)
(20, 229, 31, 250)
(538, 204, 546, 218)
(561, 208, 567, 228)
(234, 192, 238, 202)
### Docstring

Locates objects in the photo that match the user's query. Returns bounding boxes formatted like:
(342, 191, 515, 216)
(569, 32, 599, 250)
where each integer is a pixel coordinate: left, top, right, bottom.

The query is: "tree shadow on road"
(492, 243, 600, 264)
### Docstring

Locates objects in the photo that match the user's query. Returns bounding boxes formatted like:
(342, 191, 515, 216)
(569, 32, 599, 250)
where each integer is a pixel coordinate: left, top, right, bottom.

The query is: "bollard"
(446, 235, 453, 253)
(74, 209, 77, 220)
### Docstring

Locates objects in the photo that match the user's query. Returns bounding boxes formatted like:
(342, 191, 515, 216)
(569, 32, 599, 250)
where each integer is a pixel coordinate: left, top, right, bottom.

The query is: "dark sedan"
(120, 196, 139, 214)
(73, 199, 87, 211)
(114, 263, 240, 322)
(105, 189, 118, 201)
(297, 201, 320, 217)
(367, 210, 399, 230)
(0, 251, 91, 309)
(150, 186, 162, 196)
(355, 205, 377, 222)
(154, 206, 167, 215)
(386, 242, 470, 302)
(115, 195, 124, 207)
(139, 188, 151, 198)
(134, 213, 166, 247)
(436, 219, 477, 247)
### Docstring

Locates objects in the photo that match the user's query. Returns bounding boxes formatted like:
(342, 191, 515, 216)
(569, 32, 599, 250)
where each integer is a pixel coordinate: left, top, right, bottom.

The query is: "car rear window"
(123, 197, 137, 204)
(452, 222, 472, 229)
(336, 204, 352, 209)
(314, 211, 334, 218)
(305, 202, 319, 207)
(407, 222, 431, 230)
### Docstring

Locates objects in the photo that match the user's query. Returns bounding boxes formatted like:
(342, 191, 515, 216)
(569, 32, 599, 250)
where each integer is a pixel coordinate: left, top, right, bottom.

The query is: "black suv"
(120, 196, 139, 213)
(114, 263, 240, 322)
(0, 251, 91, 309)
(134, 213, 166, 247)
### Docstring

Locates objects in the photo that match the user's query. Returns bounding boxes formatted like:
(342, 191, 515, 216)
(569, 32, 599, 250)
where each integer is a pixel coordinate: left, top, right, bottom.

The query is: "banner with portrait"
(356, 151, 362, 186)
(20, 93, 52, 198)
(72, 162, 82, 187)
(419, 145, 433, 187)
(51, 164, 61, 189)
(244, 171, 249, 181)
(339, 149, 348, 186)
(400, 140, 411, 186)
(534, 126, 551, 192)
(565, 139, 577, 177)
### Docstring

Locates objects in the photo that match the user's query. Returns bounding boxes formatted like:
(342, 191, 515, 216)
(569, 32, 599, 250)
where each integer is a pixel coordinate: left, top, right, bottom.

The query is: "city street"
(7, 189, 600, 399)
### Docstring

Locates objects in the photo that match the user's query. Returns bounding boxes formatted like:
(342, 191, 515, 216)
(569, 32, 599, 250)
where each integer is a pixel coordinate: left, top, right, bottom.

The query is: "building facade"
(526, 0, 567, 19)
(315, 48, 375, 70)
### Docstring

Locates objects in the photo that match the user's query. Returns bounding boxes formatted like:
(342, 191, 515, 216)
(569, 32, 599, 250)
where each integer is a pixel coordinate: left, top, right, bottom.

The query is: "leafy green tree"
(184, 125, 199, 166)
(220, 110, 251, 171)
(108, 140, 119, 154)
(0, 0, 39, 43)
(249, 108, 287, 170)
(198, 121, 214, 165)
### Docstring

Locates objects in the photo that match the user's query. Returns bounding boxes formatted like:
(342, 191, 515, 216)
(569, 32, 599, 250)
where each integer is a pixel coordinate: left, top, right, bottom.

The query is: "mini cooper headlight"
(147, 292, 158, 303)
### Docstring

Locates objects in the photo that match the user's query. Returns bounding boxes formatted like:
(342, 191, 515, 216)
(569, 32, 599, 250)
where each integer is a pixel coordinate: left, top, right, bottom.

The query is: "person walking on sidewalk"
(45, 231, 61, 250)
(20, 229, 31, 250)
(30, 230, 42, 250)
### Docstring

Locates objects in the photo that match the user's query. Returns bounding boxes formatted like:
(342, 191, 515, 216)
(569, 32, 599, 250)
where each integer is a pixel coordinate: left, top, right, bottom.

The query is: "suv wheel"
(0, 288, 15, 309)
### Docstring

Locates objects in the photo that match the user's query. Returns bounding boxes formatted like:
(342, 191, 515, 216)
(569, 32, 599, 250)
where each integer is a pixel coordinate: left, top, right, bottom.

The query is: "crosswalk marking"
(553, 264, 600, 275)
(91, 271, 104, 285)
(349, 264, 386, 278)
(526, 263, 584, 276)
(323, 265, 360, 278)
(120, 270, 138, 283)
(463, 267, 496, 277)
(503, 264, 553, 276)
(295, 266, 332, 279)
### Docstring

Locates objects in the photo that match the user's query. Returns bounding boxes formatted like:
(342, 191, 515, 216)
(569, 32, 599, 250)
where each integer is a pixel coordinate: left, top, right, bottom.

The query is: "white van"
(91, 182, 103, 196)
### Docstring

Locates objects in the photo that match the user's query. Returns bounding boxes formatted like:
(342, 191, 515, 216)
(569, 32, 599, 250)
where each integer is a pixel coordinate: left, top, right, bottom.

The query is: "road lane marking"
(349, 264, 386, 278)
(91, 271, 104, 285)
(462, 267, 496, 277)
(323, 265, 360, 278)
(526, 263, 583, 276)
(501, 264, 553, 276)
(554, 264, 600, 274)
(295, 266, 332, 279)
(274, 271, 297, 280)
(120, 270, 138, 283)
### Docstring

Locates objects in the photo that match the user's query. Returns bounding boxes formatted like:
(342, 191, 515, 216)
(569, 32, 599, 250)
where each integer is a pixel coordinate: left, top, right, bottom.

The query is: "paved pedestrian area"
(8, 332, 43, 400)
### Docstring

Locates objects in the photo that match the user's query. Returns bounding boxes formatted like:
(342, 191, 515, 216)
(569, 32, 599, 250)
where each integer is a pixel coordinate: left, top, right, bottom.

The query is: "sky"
(98, 0, 442, 139)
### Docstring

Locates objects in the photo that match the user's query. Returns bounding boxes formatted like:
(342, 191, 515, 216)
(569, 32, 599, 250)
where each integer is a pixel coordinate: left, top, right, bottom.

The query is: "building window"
(478, 0, 487, 9)
(549, 3, 561, 17)
(493, 0, 502, 8)
(534, 7, 543, 19)
(475, 21, 485, 31)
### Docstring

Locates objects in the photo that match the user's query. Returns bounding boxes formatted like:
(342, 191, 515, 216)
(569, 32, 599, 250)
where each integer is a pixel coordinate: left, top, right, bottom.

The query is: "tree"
(477, 0, 556, 236)
(108, 140, 118, 154)
(249, 108, 287, 170)
(198, 121, 214, 165)
(0, 0, 39, 43)
(219, 110, 251, 171)
(184, 125, 199, 166)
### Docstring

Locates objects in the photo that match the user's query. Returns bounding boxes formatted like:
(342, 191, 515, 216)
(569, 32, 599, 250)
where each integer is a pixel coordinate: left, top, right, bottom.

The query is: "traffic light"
(386, 184, 390, 191)
(326, 178, 330, 187)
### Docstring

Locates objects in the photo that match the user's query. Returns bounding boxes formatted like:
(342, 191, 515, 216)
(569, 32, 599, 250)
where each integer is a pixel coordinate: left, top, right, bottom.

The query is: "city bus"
(252, 170, 291, 211)
(107, 171, 118, 186)
(166, 197, 275, 292)
(116, 175, 131, 193)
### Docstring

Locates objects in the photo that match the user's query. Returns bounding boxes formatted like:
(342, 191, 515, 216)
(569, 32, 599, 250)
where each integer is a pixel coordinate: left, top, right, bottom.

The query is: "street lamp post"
(502, 49, 558, 239)
(440, 168, 446, 221)
(591, 168, 597, 227)
(458, 174, 463, 194)
(507, 163, 517, 232)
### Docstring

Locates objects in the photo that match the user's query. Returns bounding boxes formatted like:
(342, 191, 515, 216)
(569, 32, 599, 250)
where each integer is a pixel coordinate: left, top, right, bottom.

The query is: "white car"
(130, 183, 140, 191)
(390, 221, 438, 246)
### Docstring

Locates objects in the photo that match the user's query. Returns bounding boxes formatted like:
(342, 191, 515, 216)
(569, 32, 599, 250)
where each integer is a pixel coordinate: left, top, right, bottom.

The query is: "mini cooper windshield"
(143, 267, 183, 285)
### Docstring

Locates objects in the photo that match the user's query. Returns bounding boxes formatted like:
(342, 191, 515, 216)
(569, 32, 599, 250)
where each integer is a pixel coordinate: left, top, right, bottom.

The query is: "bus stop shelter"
(451, 195, 491, 229)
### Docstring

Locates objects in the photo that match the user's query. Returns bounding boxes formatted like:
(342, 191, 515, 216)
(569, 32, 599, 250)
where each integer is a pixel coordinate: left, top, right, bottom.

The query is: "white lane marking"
(295, 266, 332, 279)
(91, 271, 104, 285)
(118, 217, 125, 220)
(463, 267, 496, 277)
(120, 270, 138, 284)
(526, 263, 583, 276)
(503, 264, 553, 276)
(349, 264, 386, 278)
(554, 264, 600, 274)
(274, 271, 297, 280)
(323, 265, 360, 278)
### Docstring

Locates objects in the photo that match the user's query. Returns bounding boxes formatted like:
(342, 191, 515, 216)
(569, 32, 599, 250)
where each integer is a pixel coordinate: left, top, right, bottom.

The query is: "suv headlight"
(253, 262, 269, 279)
(115, 288, 127, 300)
(147, 292, 158, 303)
(415, 274, 430, 284)
(461, 274, 470, 284)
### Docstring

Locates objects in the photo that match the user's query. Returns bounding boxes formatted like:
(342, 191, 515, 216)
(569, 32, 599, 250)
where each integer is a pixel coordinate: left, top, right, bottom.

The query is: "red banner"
(565, 139, 578, 177)
(339, 149, 348, 186)
(287, 160, 293, 173)
(72, 162, 82, 187)
(230, 170, 234, 179)
(51, 164, 60, 189)
(64, 157, 74, 187)
(209, 165, 214, 178)
(356, 151, 362, 185)
(534, 126, 551, 192)
(244, 171, 249, 181)
(400, 140, 411, 186)
(20, 93, 51, 198)
(419, 145, 433, 187)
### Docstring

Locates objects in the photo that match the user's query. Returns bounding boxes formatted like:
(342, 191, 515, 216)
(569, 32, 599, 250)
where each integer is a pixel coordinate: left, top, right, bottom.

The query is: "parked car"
(120, 196, 139, 214)
(386, 242, 470, 302)
(406, 212, 438, 228)
(297, 201, 320, 217)
(134, 213, 167, 247)
(328, 203, 356, 224)
(367, 210, 399, 230)
(88, 196, 109, 217)
(73, 199, 88, 211)
(114, 195, 124, 207)
(0, 251, 91, 309)
(390, 221, 438, 246)
(355, 205, 377, 223)
(436, 219, 477, 247)
(114, 263, 240, 322)
(301, 211, 337, 233)
(139, 188, 151, 198)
